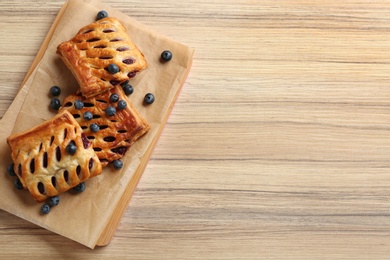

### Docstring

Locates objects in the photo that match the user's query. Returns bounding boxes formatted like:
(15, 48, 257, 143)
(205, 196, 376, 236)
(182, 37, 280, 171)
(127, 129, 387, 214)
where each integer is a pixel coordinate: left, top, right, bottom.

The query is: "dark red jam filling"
(111, 146, 128, 155)
(81, 133, 90, 149)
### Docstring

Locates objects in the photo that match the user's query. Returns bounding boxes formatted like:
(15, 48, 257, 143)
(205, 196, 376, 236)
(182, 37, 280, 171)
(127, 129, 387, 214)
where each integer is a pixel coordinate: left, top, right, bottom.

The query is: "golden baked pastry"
(57, 17, 147, 98)
(59, 85, 150, 167)
(7, 110, 102, 202)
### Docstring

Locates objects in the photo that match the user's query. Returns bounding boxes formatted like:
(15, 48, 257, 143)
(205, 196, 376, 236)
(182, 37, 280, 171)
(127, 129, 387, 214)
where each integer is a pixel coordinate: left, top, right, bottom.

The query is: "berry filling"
(51, 176, 57, 187)
(81, 133, 90, 149)
(55, 146, 61, 161)
(110, 80, 121, 86)
(103, 136, 116, 142)
(87, 37, 100, 42)
(89, 158, 94, 170)
(111, 146, 128, 155)
(43, 152, 48, 168)
(38, 182, 45, 194)
(103, 29, 115, 33)
(127, 71, 137, 78)
(122, 58, 135, 64)
(116, 47, 129, 52)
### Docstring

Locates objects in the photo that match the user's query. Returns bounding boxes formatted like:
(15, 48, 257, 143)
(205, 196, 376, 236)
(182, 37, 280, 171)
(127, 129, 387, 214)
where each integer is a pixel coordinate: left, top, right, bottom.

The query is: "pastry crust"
(7, 110, 102, 202)
(59, 85, 150, 167)
(57, 17, 147, 98)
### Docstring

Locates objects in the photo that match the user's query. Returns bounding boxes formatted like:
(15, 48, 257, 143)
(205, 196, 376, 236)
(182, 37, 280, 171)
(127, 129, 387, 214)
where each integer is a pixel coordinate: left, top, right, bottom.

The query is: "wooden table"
(1, 0, 390, 258)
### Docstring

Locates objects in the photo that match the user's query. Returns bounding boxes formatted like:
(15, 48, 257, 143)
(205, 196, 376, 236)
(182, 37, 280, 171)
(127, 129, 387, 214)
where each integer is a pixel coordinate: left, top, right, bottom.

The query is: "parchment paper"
(0, 0, 194, 248)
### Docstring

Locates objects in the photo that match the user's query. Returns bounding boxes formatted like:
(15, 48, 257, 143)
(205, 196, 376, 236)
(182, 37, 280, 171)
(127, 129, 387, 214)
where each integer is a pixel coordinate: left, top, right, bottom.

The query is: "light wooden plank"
(1, 0, 390, 258)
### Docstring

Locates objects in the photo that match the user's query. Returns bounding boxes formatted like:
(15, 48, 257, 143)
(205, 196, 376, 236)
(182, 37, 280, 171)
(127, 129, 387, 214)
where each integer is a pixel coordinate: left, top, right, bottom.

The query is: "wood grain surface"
(1, 0, 390, 258)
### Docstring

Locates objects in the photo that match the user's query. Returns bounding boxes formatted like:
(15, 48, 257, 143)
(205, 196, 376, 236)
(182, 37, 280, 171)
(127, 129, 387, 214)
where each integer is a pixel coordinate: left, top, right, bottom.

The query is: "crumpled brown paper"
(0, 0, 193, 248)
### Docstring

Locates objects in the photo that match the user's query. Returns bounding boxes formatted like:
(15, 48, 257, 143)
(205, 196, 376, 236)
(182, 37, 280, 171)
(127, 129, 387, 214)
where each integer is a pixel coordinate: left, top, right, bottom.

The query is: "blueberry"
(50, 98, 61, 110)
(49, 196, 60, 207)
(41, 204, 51, 214)
(66, 143, 77, 155)
(144, 93, 155, 105)
(90, 123, 100, 133)
(107, 64, 120, 74)
(117, 100, 127, 110)
(120, 80, 129, 87)
(96, 10, 108, 20)
(83, 111, 93, 121)
(74, 100, 84, 110)
(112, 159, 124, 170)
(7, 163, 16, 177)
(105, 106, 116, 116)
(14, 178, 23, 190)
(50, 86, 61, 97)
(161, 50, 172, 62)
(110, 93, 119, 103)
(72, 182, 86, 193)
(122, 84, 134, 96)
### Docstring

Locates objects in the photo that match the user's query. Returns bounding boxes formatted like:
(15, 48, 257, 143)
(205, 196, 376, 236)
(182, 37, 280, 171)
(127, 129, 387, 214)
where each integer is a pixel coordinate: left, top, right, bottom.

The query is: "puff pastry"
(7, 110, 102, 202)
(59, 85, 150, 167)
(57, 17, 147, 98)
